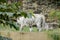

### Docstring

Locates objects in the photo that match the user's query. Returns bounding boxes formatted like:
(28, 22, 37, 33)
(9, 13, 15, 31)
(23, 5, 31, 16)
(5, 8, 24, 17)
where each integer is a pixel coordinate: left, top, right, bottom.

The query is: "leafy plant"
(0, 2, 34, 30)
(47, 29, 60, 40)
(0, 2, 22, 30)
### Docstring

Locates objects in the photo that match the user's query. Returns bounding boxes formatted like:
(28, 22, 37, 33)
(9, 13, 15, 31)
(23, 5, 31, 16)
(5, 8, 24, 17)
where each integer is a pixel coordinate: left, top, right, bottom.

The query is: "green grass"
(0, 24, 39, 32)
(46, 28, 60, 40)
(0, 24, 38, 32)
(0, 24, 60, 40)
(22, 27, 38, 32)
(0, 24, 17, 32)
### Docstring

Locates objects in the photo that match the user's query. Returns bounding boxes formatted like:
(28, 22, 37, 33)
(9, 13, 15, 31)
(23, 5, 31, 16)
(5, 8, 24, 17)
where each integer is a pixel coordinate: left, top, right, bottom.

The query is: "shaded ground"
(0, 31, 53, 40)
(0, 36, 12, 40)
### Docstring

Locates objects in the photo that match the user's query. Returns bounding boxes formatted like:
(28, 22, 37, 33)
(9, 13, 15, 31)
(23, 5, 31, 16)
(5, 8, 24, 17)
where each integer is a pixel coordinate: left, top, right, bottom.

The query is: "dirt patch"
(0, 32, 53, 40)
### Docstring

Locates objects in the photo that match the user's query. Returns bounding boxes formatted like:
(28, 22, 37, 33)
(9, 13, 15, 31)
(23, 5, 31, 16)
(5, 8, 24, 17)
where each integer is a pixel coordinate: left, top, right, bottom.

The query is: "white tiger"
(17, 13, 46, 32)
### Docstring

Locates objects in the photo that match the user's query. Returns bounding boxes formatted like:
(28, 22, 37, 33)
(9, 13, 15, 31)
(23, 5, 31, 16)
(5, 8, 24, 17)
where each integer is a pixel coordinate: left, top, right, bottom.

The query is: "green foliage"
(55, 11, 60, 20)
(0, 2, 34, 30)
(49, 10, 60, 21)
(0, 2, 22, 30)
(51, 33, 60, 40)
(47, 29, 60, 40)
(0, 0, 6, 3)
(20, 12, 27, 18)
(49, 10, 60, 27)
(49, 9, 56, 19)
(0, 3, 19, 12)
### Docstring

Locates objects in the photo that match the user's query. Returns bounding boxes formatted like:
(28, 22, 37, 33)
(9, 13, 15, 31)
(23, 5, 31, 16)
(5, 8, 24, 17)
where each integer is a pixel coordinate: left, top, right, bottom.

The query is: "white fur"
(17, 14, 46, 32)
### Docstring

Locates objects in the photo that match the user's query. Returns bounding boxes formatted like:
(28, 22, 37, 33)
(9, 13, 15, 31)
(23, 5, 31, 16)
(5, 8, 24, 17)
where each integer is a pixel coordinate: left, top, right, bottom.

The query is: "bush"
(47, 28, 60, 40)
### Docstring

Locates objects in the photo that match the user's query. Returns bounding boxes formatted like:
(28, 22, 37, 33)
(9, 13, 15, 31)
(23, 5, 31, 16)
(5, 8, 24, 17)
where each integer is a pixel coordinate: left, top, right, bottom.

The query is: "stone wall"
(22, 0, 54, 14)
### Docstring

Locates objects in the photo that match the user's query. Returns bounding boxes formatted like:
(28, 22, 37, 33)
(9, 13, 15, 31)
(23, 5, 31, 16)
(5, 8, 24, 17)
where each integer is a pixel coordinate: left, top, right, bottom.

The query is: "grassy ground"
(0, 24, 49, 32)
(46, 28, 60, 40)
(0, 24, 39, 32)
(0, 24, 17, 32)
(0, 24, 60, 40)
